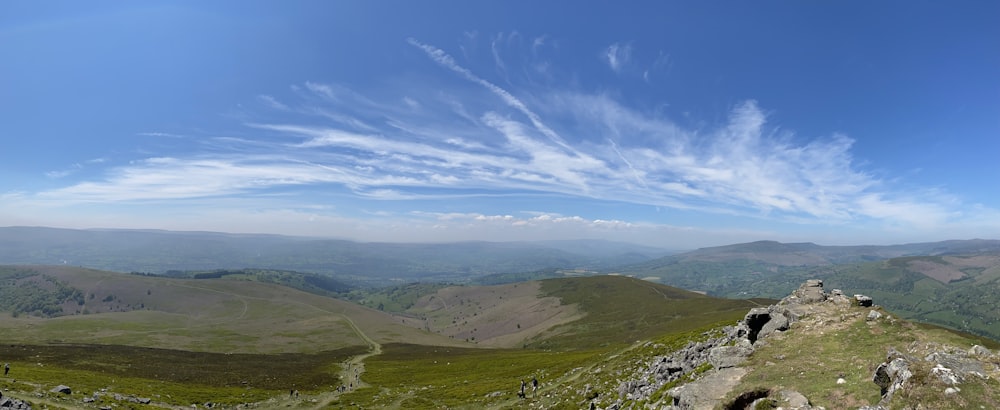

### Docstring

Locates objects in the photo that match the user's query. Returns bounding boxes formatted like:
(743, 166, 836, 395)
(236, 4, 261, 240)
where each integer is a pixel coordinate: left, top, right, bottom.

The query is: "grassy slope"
(532, 275, 770, 349)
(730, 306, 1000, 409)
(320, 276, 768, 408)
(0, 265, 466, 353)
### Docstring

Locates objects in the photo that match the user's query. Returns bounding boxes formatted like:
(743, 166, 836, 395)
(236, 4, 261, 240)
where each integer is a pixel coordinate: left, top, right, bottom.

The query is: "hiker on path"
(519, 379, 526, 398)
(532, 377, 538, 396)
(4, 363, 8, 376)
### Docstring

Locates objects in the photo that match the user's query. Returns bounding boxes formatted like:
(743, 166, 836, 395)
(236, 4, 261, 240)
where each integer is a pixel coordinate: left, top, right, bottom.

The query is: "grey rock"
(931, 364, 960, 385)
(0, 397, 33, 410)
(969, 345, 992, 357)
(866, 310, 883, 321)
(759, 311, 790, 339)
(790, 279, 827, 303)
(744, 308, 772, 343)
(777, 389, 812, 409)
(925, 351, 986, 379)
(50, 385, 72, 394)
(708, 345, 752, 369)
(873, 357, 911, 402)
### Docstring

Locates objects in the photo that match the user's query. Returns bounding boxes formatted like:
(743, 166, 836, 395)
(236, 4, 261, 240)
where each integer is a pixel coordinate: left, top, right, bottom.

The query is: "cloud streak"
(18, 38, 991, 243)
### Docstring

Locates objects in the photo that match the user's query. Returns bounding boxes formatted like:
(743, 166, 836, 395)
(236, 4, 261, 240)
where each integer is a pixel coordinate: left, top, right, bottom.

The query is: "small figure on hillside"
(289, 389, 294, 398)
(518, 379, 526, 399)
(4, 363, 8, 376)
(532, 377, 538, 396)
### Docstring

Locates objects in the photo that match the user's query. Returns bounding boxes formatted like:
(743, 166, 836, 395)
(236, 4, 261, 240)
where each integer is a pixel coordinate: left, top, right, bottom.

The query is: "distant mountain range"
(0, 226, 671, 284)
(4, 226, 998, 340)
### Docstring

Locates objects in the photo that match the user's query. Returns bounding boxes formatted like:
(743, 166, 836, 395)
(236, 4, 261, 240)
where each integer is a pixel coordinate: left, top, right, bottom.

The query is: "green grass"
(532, 275, 768, 349)
(1, 344, 365, 407)
(334, 343, 603, 408)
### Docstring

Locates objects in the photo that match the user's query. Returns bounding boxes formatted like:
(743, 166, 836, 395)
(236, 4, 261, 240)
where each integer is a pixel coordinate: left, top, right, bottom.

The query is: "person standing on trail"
(532, 377, 538, 397)
(519, 379, 526, 398)
(4, 363, 8, 376)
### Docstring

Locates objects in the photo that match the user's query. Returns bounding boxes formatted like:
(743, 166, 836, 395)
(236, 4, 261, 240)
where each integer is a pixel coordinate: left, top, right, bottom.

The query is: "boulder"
(866, 310, 883, 321)
(49, 385, 72, 395)
(776, 389, 813, 409)
(854, 294, 874, 307)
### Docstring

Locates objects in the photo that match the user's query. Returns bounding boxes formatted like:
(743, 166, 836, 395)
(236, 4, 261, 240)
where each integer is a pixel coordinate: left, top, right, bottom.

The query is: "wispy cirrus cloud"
(18, 37, 992, 243)
(257, 94, 289, 111)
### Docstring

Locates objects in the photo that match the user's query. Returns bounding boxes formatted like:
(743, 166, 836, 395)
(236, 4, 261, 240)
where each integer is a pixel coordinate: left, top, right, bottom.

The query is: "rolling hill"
(0, 265, 462, 353)
(619, 240, 1000, 342)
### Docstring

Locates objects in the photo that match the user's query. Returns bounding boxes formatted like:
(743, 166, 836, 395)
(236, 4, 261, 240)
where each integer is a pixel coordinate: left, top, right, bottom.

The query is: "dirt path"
(303, 311, 382, 409)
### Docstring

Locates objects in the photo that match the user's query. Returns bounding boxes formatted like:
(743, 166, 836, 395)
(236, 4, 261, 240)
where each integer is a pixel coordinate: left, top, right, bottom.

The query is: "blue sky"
(2, 1, 998, 248)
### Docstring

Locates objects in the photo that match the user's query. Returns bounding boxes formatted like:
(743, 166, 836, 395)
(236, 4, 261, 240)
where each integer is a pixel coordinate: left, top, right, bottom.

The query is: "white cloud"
(137, 132, 183, 138)
(258, 94, 290, 110)
(604, 42, 632, 73)
(304, 81, 336, 100)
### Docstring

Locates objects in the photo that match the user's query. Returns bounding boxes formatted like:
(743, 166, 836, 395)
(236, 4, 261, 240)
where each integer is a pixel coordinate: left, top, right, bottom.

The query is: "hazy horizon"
(3, 2, 998, 249)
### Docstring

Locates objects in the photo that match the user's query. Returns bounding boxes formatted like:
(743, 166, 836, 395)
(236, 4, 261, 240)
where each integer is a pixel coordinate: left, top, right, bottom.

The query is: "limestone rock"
(866, 310, 883, 321)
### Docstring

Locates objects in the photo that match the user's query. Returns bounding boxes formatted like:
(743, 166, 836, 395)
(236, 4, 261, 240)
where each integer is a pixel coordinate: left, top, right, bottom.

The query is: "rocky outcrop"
(0, 396, 32, 410)
(786, 279, 826, 304)
(612, 280, 835, 408)
(602, 279, 1000, 410)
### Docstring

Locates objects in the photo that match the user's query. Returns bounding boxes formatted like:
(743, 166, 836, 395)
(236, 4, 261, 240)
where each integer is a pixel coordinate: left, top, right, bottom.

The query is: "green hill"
(530, 275, 770, 349)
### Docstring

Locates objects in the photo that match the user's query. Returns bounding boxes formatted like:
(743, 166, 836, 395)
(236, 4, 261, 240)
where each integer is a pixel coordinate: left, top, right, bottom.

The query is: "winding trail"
(303, 311, 384, 409)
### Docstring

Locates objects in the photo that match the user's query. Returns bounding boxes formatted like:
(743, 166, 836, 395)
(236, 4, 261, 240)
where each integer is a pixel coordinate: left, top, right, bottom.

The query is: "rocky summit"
(603, 280, 1000, 410)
